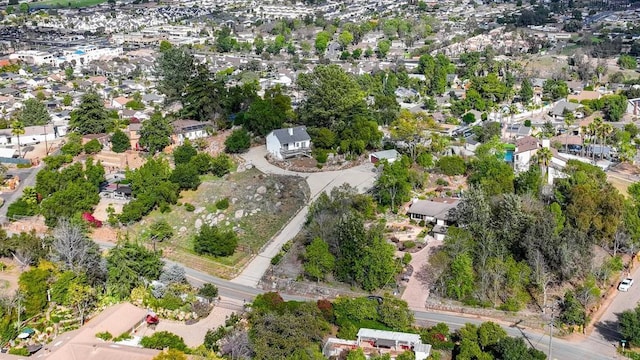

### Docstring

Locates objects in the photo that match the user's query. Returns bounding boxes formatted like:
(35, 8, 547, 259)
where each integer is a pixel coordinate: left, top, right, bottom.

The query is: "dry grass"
(126, 168, 309, 279)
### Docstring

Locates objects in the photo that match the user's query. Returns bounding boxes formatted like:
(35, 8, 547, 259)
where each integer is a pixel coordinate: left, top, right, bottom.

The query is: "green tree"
(378, 295, 414, 331)
(153, 349, 188, 360)
(11, 120, 24, 158)
(173, 140, 197, 165)
(68, 282, 96, 325)
(376, 39, 391, 59)
(18, 266, 52, 317)
(69, 91, 110, 134)
(106, 242, 164, 299)
(620, 305, 640, 347)
(315, 31, 331, 54)
(243, 86, 292, 136)
(618, 54, 638, 70)
(19, 98, 50, 126)
(193, 224, 238, 257)
(19, 2, 28, 13)
(209, 153, 233, 177)
(303, 238, 335, 281)
(155, 46, 195, 103)
(83, 139, 102, 154)
(110, 129, 131, 153)
(139, 112, 172, 154)
(181, 65, 225, 123)
(338, 31, 354, 50)
(170, 163, 201, 190)
(436, 155, 466, 176)
(543, 79, 569, 100)
(446, 252, 475, 300)
(225, 128, 251, 153)
(375, 157, 412, 210)
(148, 219, 174, 242)
(520, 78, 533, 104)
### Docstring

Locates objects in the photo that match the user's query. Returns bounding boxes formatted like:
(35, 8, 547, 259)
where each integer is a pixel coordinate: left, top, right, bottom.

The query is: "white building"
(513, 136, 567, 185)
(0, 124, 58, 147)
(323, 328, 431, 360)
(266, 126, 311, 160)
(172, 120, 209, 145)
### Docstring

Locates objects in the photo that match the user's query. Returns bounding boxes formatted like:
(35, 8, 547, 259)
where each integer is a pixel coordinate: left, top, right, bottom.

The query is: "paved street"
(0, 165, 41, 221)
(231, 146, 376, 287)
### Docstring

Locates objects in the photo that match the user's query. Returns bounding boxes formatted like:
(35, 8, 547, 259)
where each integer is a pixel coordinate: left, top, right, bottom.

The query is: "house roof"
(550, 100, 582, 116)
(407, 199, 459, 220)
(357, 328, 421, 344)
(37, 303, 159, 360)
(515, 136, 540, 154)
(270, 126, 310, 144)
(172, 119, 207, 133)
(505, 124, 531, 136)
(370, 149, 399, 160)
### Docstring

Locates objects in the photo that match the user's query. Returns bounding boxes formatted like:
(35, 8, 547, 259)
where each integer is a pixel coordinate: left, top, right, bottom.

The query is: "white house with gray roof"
(266, 126, 311, 160)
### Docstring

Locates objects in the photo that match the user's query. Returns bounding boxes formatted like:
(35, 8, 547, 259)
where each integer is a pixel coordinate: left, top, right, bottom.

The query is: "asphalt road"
(0, 165, 41, 221)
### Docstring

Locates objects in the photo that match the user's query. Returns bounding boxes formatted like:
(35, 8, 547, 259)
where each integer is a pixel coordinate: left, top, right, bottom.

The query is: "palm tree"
(536, 146, 553, 184)
(601, 122, 613, 159)
(11, 120, 25, 159)
(588, 121, 599, 160)
(564, 112, 575, 153)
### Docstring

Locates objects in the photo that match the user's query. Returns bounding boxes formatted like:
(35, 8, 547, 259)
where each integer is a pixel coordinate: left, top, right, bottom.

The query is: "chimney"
(288, 128, 294, 136)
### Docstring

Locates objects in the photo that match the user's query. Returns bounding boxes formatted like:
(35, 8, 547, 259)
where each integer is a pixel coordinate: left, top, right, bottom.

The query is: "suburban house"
(504, 123, 532, 139)
(266, 126, 311, 160)
(172, 119, 209, 145)
(0, 124, 58, 147)
(406, 198, 459, 241)
(549, 100, 583, 121)
(370, 149, 400, 164)
(323, 328, 431, 360)
(513, 136, 567, 184)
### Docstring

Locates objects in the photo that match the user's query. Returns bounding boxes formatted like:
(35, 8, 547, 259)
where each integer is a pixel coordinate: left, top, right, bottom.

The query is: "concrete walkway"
(401, 237, 441, 309)
(231, 146, 376, 287)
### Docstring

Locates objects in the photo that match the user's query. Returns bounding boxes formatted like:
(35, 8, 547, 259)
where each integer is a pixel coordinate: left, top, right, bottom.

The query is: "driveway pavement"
(231, 146, 376, 287)
(0, 164, 42, 222)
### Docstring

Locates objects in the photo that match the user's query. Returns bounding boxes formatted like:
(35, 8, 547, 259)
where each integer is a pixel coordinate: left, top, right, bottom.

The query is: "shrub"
(7, 198, 37, 219)
(315, 149, 328, 164)
(8, 348, 29, 356)
(403, 241, 415, 249)
(402, 253, 412, 265)
(224, 128, 250, 153)
(524, 119, 532, 127)
(215, 198, 229, 210)
(184, 203, 195, 212)
(193, 224, 237, 257)
(149, 219, 174, 242)
(140, 331, 187, 352)
(173, 140, 197, 165)
(84, 139, 102, 154)
(210, 154, 232, 177)
(96, 331, 113, 341)
(435, 178, 449, 186)
(436, 155, 466, 176)
(16, 163, 32, 169)
(271, 252, 283, 265)
(198, 283, 219, 301)
(113, 331, 133, 342)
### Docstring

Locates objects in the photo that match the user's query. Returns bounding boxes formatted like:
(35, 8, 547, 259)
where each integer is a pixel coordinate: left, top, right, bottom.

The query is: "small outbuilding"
(369, 149, 400, 164)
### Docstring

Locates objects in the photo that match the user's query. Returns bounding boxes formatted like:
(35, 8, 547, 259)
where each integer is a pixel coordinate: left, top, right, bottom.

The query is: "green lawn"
(33, 0, 108, 8)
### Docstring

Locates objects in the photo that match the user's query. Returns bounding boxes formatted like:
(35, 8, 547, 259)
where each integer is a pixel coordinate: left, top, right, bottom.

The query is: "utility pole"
(548, 315, 553, 360)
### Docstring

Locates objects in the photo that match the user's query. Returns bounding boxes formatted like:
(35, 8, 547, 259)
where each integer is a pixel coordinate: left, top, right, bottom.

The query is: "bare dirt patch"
(0, 258, 21, 296)
(125, 167, 309, 279)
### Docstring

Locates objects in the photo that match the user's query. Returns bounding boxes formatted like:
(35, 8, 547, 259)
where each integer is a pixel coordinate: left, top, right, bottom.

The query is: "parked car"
(618, 278, 634, 292)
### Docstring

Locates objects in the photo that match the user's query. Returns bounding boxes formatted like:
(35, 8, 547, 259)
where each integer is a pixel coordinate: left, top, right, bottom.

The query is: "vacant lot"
(128, 168, 309, 279)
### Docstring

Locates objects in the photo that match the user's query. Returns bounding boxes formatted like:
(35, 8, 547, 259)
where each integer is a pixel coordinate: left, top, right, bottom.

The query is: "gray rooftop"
(407, 199, 459, 219)
(271, 126, 310, 144)
(550, 100, 582, 116)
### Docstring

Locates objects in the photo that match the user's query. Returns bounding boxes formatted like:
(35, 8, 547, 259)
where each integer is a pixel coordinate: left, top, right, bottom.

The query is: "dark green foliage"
(473, 122, 502, 143)
(83, 139, 102, 154)
(215, 198, 229, 210)
(61, 133, 84, 156)
(148, 219, 174, 242)
(620, 304, 640, 347)
(140, 112, 173, 154)
(106, 242, 164, 299)
(193, 224, 238, 257)
(140, 331, 187, 351)
(120, 158, 178, 224)
(173, 141, 197, 165)
(419, 323, 455, 350)
(560, 291, 586, 326)
(155, 45, 195, 103)
(18, 267, 53, 317)
(210, 154, 233, 177)
(515, 165, 541, 195)
(189, 153, 213, 174)
(249, 298, 329, 360)
(184, 203, 195, 212)
(543, 79, 569, 100)
(198, 283, 219, 301)
(7, 197, 37, 219)
(468, 156, 515, 196)
(19, 98, 50, 126)
(110, 129, 131, 153)
(243, 85, 292, 136)
(70, 91, 110, 134)
(170, 163, 201, 190)
(303, 237, 335, 281)
(181, 65, 225, 122)
(225, 128, 251, 153)
(436, 155, 466, 176)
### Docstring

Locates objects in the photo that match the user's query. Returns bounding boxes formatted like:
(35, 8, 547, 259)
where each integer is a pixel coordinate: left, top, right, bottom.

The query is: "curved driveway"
(231, 146, 376, 287)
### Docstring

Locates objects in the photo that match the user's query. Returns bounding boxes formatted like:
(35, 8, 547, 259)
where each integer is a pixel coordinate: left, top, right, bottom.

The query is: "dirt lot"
(126, 167, 309, 279)
(0, 258, 21, 296)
